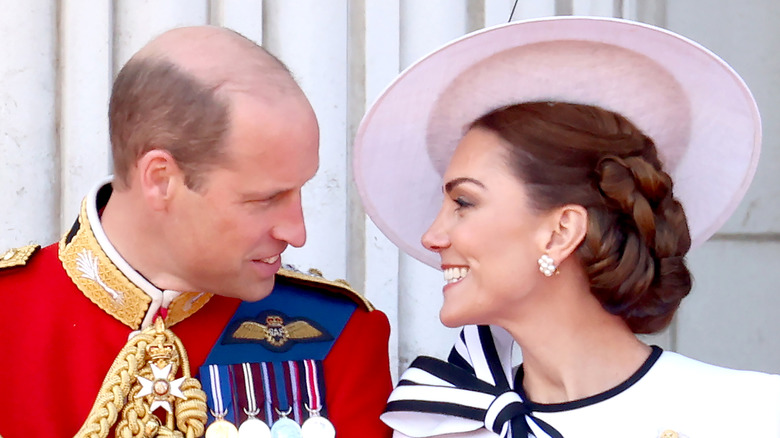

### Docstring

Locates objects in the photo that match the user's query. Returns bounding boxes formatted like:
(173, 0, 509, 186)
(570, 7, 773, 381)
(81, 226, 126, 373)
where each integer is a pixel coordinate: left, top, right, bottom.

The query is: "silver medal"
(301, 415, 335, 438)
(270, 417, 302, 438)
(238, 417, 272, 438)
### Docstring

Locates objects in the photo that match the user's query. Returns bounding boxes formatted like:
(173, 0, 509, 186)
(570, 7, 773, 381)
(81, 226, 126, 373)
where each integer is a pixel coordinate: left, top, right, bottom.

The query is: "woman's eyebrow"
(444, 177, 485, 194)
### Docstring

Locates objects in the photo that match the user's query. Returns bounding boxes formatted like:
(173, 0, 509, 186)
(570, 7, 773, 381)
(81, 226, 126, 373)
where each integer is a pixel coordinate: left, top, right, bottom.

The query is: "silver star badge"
(136, 363, 186, 413)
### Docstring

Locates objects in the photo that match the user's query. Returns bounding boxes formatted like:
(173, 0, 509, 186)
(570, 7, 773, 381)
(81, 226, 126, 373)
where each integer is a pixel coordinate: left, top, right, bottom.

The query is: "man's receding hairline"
(136, 35, 299, 104)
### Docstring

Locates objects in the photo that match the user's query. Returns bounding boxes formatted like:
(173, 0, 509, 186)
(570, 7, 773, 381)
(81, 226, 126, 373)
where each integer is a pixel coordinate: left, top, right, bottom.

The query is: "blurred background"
(1, 0, 778, 381)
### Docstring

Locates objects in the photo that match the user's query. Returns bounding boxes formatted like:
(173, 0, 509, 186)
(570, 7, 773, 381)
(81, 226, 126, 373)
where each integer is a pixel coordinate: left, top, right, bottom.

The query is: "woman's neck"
(501, 277, 653, 404)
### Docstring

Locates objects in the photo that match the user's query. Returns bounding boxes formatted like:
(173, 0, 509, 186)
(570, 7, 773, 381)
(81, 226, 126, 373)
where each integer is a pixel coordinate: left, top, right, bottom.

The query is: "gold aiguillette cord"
(74, 317, 208, 438)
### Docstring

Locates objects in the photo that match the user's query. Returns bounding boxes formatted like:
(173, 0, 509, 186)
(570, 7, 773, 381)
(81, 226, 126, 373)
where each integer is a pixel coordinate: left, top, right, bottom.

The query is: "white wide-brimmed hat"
(353, 16, 761, 270)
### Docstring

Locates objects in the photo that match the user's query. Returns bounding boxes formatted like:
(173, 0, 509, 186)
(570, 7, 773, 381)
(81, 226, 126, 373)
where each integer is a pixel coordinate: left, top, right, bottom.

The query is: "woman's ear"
(136, 149, 182, 210)
(543, 204, 588, 263)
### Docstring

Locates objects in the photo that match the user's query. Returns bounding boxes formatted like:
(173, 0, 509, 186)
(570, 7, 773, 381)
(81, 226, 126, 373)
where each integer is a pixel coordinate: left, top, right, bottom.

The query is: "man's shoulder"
(0, 244, 42, 271)
(0, 243, 63, 286)
(275, 266, 375, 312)
(0, 243, 66, 297)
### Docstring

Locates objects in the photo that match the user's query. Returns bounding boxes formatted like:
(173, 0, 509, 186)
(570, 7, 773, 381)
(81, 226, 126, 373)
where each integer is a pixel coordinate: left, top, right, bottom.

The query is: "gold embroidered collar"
(58, 181, 213, 330)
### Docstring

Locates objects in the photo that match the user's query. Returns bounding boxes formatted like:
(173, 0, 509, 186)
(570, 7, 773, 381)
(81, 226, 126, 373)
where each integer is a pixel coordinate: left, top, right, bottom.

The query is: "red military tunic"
(0, 186, 393, 438)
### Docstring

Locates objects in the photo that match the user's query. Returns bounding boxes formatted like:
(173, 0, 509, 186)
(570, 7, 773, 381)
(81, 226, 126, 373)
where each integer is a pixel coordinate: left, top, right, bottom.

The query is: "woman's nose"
(421, 208, 450, 253)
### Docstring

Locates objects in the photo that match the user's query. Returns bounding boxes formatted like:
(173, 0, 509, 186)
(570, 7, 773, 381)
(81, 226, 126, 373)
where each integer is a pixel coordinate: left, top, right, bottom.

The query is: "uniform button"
(660, 430, 679, 438)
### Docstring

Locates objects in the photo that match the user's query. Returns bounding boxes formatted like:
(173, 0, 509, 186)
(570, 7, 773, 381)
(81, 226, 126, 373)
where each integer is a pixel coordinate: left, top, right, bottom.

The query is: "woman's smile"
(443, 266, 469, 284)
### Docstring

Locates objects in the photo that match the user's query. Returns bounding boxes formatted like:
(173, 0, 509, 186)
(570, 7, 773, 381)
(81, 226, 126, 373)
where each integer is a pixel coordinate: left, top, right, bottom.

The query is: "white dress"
(383, 326, 780, 438)
(526, 350, 780, 437)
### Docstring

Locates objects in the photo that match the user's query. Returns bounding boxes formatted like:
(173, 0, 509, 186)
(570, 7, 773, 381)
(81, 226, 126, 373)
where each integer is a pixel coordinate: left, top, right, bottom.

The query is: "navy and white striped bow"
(381, 325, 563, 438)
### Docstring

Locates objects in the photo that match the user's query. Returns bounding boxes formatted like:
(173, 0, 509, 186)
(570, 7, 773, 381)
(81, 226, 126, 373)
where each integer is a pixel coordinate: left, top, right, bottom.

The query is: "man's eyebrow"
(444, 177, 485, 194)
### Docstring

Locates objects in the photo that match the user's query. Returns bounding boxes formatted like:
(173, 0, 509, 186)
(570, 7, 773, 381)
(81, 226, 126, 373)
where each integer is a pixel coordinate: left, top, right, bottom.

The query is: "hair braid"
(586, 154, 692, 332)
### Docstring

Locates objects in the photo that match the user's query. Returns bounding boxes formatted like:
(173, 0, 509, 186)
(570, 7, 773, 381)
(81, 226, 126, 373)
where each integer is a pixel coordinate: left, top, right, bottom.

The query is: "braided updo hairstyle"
(471, 101, 692, 334)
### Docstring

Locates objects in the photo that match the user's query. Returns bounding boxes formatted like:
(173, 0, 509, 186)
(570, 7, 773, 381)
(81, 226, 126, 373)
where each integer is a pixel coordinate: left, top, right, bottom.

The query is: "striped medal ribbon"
(237, 363, 272, 438)
(205, 364, 239, 438)
(300, 359, 335, 438)
(270, 362, 303, 438)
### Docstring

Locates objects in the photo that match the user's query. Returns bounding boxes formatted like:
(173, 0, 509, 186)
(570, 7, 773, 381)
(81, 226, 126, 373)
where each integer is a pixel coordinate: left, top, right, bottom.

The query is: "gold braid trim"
(74, 337, 148, 438)
(75, 318, 207, 438)
(175, 378, 208, 438)
(278, 267, 375, 311)
(59, 197, 213, 329)
(0, 244, 40, 269)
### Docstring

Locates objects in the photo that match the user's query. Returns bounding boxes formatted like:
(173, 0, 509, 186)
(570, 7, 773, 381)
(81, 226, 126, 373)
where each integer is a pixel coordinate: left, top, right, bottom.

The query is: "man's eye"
(246, 192, 283, 205)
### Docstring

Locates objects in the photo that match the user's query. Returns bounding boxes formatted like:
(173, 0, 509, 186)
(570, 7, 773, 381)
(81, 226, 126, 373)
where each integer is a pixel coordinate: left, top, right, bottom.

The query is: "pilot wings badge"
(228, 310, 333, 352)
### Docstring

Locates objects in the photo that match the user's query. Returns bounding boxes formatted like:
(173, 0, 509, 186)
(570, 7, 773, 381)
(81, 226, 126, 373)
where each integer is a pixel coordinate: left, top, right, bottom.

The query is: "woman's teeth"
(444, 267, 469, 284)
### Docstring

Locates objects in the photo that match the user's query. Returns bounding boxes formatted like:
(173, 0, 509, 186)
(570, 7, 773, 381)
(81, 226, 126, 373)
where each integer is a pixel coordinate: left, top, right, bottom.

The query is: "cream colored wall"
(1, 0, 778, 381)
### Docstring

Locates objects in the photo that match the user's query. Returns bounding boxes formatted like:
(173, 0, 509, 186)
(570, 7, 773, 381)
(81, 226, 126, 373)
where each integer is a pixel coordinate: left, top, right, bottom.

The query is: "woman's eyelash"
(454, 196, 474, 208)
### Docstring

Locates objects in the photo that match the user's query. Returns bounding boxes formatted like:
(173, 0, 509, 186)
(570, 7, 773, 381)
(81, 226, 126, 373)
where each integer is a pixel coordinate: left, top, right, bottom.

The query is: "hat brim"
(354, 16, 760, 269)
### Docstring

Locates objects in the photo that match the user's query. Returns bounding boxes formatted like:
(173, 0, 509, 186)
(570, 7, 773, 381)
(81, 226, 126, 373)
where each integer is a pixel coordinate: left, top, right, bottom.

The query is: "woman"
(353, 17, 780, 437)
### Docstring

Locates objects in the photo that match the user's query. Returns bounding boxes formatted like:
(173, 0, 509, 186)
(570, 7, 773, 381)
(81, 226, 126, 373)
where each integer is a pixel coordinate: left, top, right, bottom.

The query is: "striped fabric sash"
(382, 325, 563, 438)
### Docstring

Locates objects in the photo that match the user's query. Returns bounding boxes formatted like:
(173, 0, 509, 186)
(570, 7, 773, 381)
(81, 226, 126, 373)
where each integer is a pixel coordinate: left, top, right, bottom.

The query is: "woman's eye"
(454, 196, 473, 209)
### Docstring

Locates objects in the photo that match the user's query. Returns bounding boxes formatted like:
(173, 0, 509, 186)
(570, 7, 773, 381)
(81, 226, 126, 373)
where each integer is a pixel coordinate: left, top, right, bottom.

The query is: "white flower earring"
(538, 254, 558, 277)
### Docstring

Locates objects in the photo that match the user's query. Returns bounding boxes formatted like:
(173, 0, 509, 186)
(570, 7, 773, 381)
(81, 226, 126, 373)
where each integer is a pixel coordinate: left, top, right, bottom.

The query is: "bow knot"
(381, 325, 563, 438)
(485, 391, 529, 435)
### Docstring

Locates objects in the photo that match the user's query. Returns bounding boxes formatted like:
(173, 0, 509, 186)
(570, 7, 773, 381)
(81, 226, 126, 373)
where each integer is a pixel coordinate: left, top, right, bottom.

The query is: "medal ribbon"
(285, 361, 304, 423)
(229, 362, 267, 425)
(261, 362, 276, 423)
(229, 364, 248, 424)
(242, 363, 260, 414)
(302, 359, 325, 414)
(259, 362, 274, 425)
(272, 362, 289, 418)
(204, 364, 236, 424)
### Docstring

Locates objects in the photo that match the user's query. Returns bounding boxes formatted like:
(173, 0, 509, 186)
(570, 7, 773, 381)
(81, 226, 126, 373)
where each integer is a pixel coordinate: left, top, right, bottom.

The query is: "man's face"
(165, 93, 319, 301)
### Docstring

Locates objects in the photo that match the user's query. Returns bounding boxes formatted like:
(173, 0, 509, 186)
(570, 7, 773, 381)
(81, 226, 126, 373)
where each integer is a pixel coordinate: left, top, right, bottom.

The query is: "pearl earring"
(538, 254, 557, 277)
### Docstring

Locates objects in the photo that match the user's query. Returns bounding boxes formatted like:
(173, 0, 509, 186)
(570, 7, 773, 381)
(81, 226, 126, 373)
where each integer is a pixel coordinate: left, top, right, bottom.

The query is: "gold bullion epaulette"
(0, 244, 41, 270)
(277, 266, 374, 312)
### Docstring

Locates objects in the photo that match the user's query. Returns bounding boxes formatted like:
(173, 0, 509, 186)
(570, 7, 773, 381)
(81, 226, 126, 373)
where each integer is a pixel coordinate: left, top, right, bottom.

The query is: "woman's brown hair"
(471, 101, 692, 334)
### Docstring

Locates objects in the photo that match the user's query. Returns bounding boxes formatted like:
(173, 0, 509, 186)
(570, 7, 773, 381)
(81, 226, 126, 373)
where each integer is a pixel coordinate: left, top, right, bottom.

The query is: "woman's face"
(422, 127, 554, 328)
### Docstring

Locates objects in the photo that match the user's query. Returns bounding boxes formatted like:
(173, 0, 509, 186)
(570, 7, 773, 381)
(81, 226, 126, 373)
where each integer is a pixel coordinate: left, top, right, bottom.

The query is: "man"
(0, 26, 392, 438)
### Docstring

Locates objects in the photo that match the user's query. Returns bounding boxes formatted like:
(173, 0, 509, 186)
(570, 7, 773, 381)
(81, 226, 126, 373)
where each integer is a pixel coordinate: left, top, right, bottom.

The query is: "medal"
(206, 418, 240, 438)
(239, 414, 271, 438)
(301, 411, 335, 438)
(206, 404, 240, 438)
(271, 408, 302, 438)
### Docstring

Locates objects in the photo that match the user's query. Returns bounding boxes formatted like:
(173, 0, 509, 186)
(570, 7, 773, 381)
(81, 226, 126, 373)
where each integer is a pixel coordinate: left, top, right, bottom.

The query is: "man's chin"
(235, 278, 276, 302)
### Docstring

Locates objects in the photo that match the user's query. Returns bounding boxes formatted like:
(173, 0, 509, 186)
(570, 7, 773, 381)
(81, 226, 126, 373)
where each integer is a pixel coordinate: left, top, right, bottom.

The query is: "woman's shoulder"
(655, 350, 780, 384)
(542, 350, 780, 437)
(649, 350, 780, 411)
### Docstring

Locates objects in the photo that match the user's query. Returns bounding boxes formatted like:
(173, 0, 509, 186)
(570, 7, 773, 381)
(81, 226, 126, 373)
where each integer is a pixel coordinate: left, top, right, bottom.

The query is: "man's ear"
(136, 149, 182, 210)
(542, 204, 588, 263)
